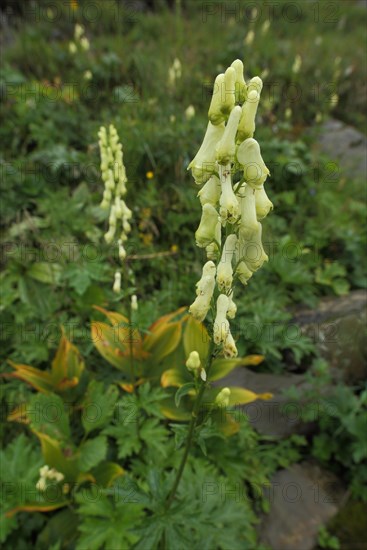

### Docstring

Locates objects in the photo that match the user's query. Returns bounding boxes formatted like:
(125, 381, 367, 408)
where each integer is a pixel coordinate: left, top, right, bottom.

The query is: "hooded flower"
(255, 186, 273, 219)
(216, 234, 237, 292)
(195, 204, 219, 248)
(236, 138, 270, 189)
(197, 175, 221, 206)
(189, 261, 216, 321)
(188, 122, 225, 184)
(238, 183, 258, 240)
(240, 222, 268, 272)
(219, 165, 240, 224)
(213, 294, 230, 344)
(236, 77, 263, 142)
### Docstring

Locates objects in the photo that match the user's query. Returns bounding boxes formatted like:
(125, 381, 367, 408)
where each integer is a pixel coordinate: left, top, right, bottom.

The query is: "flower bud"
(118, 240, 127, 260)
(198, 175, 221, 207)
(255, 186, 273, 219)
(236, 138, 270, 189)
(231, 59, 247, 103)
(36, 478, 47, 491)
(186, 351, 201, 372)
(215, 387, 231, 407)
(216, 105, 242, 165)
(195, 204, 219, 248)
(113, 271, 121, 293)
(217, 234, 237, 292)
(208, 68, 236, 125)
(188, 122, 225, 184)
(131, 294, 138, 311)
(238, 183, 258, 240)
(236, 77, 263, 142)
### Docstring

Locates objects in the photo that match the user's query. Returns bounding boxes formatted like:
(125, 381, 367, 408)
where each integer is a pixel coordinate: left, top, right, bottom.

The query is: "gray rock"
(293, 290, 367, 383)
(259, 461, 347, 550)
(218, 368, 312, 436)
(314, 119, 367, 181)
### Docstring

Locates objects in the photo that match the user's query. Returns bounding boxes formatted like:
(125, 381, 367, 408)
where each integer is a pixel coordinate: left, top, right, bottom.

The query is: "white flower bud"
(231, 59, 247, 103)
(104, 227, 115, 244)
(238, 183, 258, 240)
(118, 240, 126, 260)
(255, 186, 273, 219)
(236, 77, 263, 142)
(236, 138, 270, 189)
(195, 204, 219, 248)
(208, 68, 236, 125)
(186, 351, 201, 372)
(188, 122, 225, 184)
(219, 165, 240, 224)
(113, 271, 121, 293)
(80, 36, 90, 51)
(185, 105, 195, 120)
(69, 42, 77, 54)
(197, 175, 221, 207)
(217, 234, 237, 292)
(215, 105, 242, 165)
(36, 478, 47, 491)
(131, 294, 138, 311)
(215, 387, 231, 407)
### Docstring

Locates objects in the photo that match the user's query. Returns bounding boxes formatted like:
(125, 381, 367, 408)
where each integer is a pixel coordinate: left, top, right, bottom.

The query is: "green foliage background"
(0, 0, 366, 548)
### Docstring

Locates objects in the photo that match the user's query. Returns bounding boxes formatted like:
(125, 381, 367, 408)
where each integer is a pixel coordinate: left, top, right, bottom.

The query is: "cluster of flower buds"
(98, 124, 132, 262)
(188, 59, 273, 358)
(69, 23, 90, 54)
(36, 465, 64, 491)
(168, 58, 182, 88)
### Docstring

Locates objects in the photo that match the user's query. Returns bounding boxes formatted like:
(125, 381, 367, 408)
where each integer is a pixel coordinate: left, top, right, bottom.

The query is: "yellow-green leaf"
(91, 461, 125, 487)
(143, 321, 182, 364)
(51, 332, 84, 387)
(7, 362, 54, 393)
(209, 355, 264, 382)
(161, 368, 191, 389)
(183, 316, 210, 363)
(228, 387, 272, 406)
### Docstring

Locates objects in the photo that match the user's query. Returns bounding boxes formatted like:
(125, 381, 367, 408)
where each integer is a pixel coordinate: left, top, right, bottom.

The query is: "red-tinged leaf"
(7, 403, 29, 423)
(51, 332, 84, 387)
(6, 501, 68, 518)
(147, 306, 187, 334)
(91, 322, 127, 370)
(7, 361, 54, 393)
(93, 305, 129, 326)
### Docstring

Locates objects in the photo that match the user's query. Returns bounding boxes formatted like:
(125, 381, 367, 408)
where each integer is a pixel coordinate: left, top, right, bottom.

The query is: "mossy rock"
(328, 501, 367, 550)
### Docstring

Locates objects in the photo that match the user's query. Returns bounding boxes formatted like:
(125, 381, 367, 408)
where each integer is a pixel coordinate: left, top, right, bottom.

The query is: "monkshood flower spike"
(188, 58, 273, 359)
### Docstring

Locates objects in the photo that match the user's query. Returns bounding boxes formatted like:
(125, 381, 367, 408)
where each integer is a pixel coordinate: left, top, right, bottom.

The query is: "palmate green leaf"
(76, 489, 143, 550)
(77, 436, 107, 472)
(104, 422, 141, 460)
(81, 380, 118, 435)
(27, 262, 62, 285)
(0, 434, 42, 543)
(139, 418, 169, 456)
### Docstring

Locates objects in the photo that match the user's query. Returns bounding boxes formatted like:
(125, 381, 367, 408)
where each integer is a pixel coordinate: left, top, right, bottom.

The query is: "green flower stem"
(165, 338, 216, 511)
